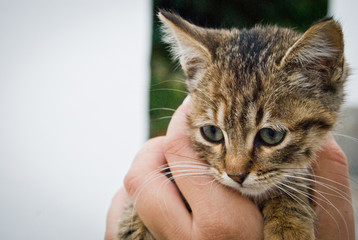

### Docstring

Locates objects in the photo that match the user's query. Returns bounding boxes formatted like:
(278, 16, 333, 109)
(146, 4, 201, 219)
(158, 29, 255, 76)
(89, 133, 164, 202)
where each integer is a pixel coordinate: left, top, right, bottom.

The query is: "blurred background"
(0, 0, 357, 239)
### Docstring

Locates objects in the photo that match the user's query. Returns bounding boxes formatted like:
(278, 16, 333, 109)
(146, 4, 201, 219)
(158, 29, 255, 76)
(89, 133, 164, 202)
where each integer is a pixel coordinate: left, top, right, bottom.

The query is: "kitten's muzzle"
(228, 173, 248, 185)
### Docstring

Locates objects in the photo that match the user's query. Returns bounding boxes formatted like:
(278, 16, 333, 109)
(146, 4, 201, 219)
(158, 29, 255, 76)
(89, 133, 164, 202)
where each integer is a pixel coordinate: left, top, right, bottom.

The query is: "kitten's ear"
(280, 18, 345, 87)
(158, 10, 214, 90)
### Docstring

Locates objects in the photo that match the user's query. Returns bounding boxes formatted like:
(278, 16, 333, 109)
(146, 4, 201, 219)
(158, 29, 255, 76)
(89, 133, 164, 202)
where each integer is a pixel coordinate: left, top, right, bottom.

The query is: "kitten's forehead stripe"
(246, 130, 256, 154)
(252, 73, 263, 103)
(205, 107, 215, 123)
(255, 106, 264, 126)
(238, 96, 250, 126)
(216, 101, 227, 127)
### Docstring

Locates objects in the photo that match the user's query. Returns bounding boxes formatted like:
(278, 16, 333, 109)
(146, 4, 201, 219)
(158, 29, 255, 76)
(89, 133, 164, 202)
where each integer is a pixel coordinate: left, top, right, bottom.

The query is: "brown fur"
(118, 11, 347, 240)
(118, 203, 154, 240)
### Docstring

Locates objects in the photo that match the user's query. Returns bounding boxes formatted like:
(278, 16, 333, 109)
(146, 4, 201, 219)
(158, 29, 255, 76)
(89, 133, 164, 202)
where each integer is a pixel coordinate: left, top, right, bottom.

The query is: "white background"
(0, 1, 150, 239)
(330, 0, 358, 107)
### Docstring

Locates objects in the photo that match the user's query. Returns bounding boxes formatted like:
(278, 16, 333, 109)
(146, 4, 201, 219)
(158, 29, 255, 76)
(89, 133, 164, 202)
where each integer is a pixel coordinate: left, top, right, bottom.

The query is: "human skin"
(105, 97, 355, 240)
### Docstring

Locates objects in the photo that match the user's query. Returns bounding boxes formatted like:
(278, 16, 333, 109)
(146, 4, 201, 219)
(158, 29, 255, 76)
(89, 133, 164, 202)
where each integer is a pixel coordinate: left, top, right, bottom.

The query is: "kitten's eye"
(258, 128, 286, 146)
(200, 125, 224, 143)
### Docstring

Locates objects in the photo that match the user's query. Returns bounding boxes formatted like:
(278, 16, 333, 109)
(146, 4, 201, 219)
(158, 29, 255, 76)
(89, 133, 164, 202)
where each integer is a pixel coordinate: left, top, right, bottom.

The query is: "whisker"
(282, 174, 353, 206)
(167, 160, 210, 167)
(164, 172, 214, 186)
(149, 107, 177, 112)
(163, 169, 213, 177)
(150, 107, 188, 118)
(150, 79, 185, 87)
(156, 170, 215, 218)
(165, 152, 207, 162)
(129, 161, 211, 230)
(292, 179, 352, 203)
(129, 169, 166, 231)
(281, 172, 353, 198)
(208, 178, 217, 195)
(274, 183, 314, 219)
(300, 169, 358, 186)
(150, 88, 189, 95)
(132, 161, 211, 209)
(278, 181, 345, 238)
(155, 170, 214, 226)
(159, 166, 210, 173)
(284, 177, 358, 220)
(331, 132, 358, 144)
(134, 149, 199, 161)
(152, 84, 216, 110)
(150, 115, 173, 122)
(159, 162, 210, 173)
(280, 175, 351, 207)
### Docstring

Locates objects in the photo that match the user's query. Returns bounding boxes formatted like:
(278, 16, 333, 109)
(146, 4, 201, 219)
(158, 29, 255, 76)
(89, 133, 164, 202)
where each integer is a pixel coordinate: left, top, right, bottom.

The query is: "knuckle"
(145, 136, 164, 148)
(333, 147, 348, 165)
(329, 142, 348, 167)
(138, 136, 165, 155)
(323, 134, 349, 167)
(123, 170, 140, 197)
(163, 134, 189, 157)
(124, 136, 165, 197)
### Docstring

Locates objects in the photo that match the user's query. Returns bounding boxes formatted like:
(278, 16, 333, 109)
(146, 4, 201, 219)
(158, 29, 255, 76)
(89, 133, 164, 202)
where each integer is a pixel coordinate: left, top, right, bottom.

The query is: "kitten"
(118, 10, 348, 240)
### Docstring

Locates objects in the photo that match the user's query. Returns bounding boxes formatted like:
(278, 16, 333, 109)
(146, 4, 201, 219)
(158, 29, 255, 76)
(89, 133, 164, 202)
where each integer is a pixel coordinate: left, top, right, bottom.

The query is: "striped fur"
(118, 11, 348, 240)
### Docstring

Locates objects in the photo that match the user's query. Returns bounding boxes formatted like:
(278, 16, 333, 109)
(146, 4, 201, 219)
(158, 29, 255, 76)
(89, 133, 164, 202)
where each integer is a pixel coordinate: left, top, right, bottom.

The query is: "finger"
(163, 97, 263, 238)
(124, 137, 191, 239)
(105, 187, 130, 240)
(313, 133, 355, 240)
(163, 96, 212, 202)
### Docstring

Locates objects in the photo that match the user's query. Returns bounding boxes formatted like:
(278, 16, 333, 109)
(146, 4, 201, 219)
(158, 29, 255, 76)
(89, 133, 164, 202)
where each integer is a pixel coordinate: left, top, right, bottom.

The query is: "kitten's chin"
(218, 172, 274, 198)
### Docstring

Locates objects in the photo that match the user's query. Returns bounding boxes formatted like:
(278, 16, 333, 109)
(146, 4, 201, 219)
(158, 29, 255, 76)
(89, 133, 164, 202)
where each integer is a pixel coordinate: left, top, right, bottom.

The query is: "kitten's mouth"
(209, 167, 284, 197)
(218, 172, 279, 197)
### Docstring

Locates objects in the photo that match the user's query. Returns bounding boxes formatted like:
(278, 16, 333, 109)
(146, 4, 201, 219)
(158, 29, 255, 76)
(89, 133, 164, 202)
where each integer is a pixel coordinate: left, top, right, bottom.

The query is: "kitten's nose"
(228, 173, 248, 185)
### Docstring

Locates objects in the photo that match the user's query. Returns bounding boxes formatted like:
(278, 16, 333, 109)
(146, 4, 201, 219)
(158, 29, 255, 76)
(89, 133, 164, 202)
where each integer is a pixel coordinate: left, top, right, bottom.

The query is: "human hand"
(106, 96, 263, 240)
(312, 134, 355, 240)
(105, 97, 355, 240)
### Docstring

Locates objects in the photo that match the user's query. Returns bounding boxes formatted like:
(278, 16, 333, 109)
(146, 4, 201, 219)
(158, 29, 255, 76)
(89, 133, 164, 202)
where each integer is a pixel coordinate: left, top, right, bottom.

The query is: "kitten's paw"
(263, 214, 315, 240)
(117, 204, 154, 240)
(264, 224, 315, 240)
(262, 194, 316, 240)
(117, 227, 154, 240)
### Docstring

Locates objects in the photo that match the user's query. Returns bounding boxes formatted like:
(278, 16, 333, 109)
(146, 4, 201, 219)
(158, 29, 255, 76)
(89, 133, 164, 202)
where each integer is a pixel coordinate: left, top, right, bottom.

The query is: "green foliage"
(149, 0, 328, 137)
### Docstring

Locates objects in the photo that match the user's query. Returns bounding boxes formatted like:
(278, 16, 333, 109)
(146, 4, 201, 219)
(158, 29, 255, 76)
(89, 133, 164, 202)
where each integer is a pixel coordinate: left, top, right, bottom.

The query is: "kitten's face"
(159, 11, 346, 198)
(188, 62, 334, 197)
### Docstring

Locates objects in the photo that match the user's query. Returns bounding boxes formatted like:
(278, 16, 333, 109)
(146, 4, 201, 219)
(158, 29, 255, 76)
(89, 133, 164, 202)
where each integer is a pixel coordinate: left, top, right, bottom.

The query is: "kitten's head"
(159, 11, 347, 198)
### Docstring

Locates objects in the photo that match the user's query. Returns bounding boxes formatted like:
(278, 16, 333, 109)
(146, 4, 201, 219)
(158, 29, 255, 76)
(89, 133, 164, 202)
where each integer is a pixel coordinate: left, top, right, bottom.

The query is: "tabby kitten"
(118, 10, 348, 240)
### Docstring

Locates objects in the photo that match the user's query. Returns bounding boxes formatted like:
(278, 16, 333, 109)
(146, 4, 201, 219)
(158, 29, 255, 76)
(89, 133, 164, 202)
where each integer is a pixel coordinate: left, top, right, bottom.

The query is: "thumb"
(313, 133, 355, 240)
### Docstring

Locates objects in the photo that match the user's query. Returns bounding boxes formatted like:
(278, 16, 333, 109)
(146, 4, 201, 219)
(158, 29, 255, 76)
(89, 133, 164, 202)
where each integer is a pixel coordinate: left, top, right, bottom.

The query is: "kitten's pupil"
(267, 129, 276, 138)
(259, 128, 286, 146)
(200, 125, 224, 143)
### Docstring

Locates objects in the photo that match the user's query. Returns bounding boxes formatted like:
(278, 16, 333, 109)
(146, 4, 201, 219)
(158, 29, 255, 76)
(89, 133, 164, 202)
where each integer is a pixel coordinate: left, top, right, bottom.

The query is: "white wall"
(329, 0, 358, 107)
(0, 1, 150, 239)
